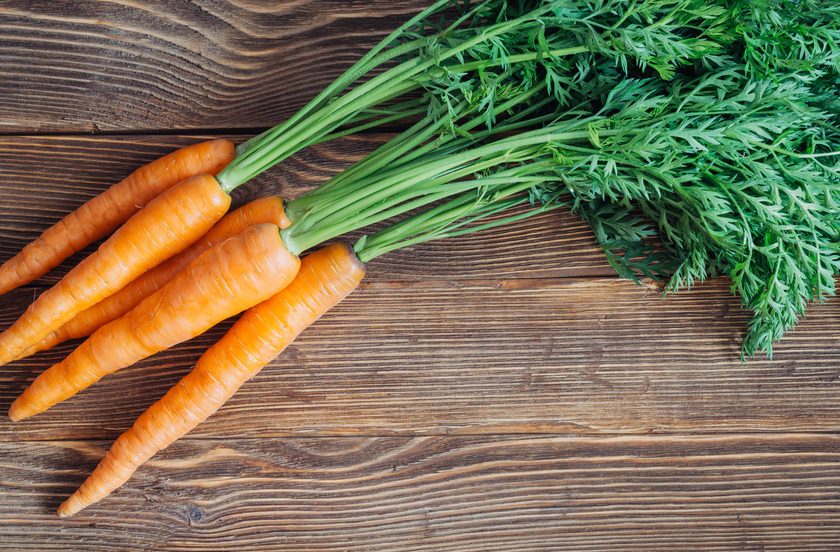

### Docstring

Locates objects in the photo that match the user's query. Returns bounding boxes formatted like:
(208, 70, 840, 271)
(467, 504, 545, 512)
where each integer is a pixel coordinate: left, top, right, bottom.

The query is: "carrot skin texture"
(17, 196, 291, 360)
(0, 175, 232, 366)
(9, 223, 301, 421)
(56, 242, 364, 517)
(0, 139, 235, 295)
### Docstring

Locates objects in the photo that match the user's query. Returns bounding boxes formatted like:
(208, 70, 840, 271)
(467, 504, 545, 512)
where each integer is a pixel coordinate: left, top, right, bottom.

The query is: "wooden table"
(2, 2, 839, 550)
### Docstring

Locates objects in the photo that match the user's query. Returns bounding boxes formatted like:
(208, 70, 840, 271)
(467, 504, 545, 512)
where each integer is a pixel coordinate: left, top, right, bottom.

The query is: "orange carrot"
(0, 139, 234, 295)
(0, 175, 231, 366)
(56, 241, 364, 517)
(9, 223, 301, 421)
(16, 196, 291, 361)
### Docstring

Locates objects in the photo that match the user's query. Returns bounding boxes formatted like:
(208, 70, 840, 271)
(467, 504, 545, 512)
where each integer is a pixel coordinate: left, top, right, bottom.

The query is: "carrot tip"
(57, 499, 80, 518)
(7, 400, 30, 422)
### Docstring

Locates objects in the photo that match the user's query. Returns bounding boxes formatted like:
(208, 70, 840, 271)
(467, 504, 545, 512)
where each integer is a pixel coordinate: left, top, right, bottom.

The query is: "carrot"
(15, 196, 291, 361)
(9, 223, 301, 421)
(0, 175, 232, 366)
(56, 241, 364, 517)
(0, 139, 234, 295)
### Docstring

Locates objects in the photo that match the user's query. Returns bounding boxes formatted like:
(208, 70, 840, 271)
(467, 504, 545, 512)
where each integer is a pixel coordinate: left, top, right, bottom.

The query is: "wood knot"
(187, 505, 205, 525)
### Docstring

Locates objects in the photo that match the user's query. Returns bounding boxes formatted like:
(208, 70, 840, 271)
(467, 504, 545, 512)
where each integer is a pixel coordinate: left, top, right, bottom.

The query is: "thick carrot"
(56, 241, 364, 517)
(9, 223, 301, 421)
(0, 175, 232, 366)
(0, 139, 234, 295)
(16, 196, 291, 361)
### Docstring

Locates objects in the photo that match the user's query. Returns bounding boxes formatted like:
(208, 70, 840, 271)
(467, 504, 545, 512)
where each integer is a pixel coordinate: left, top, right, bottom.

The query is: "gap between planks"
(8, 429, 840, 445)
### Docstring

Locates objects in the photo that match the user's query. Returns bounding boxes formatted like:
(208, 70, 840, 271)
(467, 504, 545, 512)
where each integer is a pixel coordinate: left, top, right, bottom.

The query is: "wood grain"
(2, 434, 840, 550)
(4, 2, 840, 545)
(0, 133, 614, 283)
(1, 276, 838, 441)
(0, 0, 427, 132)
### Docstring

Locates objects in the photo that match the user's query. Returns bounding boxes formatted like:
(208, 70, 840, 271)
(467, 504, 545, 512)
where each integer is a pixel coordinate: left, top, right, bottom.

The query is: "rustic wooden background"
(2, 1, 840, 550)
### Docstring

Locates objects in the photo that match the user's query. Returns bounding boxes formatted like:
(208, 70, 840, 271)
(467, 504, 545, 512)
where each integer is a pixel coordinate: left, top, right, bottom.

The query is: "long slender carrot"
(56, 241, 364, 517)
(0, 175, 232, 366)
(15, 196, 291, 361)
(0, 139, 234, 295)
(9, 223, 301, 421)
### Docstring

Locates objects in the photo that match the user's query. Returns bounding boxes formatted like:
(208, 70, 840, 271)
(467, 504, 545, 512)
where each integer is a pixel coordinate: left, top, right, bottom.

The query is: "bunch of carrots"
(2, 0, 838, 516)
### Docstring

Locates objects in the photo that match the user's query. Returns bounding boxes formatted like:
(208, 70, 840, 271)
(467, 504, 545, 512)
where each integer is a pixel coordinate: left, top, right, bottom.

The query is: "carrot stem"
(217, 5, 561, 192)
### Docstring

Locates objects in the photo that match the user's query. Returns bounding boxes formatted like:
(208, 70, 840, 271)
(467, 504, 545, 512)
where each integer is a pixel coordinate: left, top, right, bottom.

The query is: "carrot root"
(9, 223, 301, 421)
(57, 242, 364, 517)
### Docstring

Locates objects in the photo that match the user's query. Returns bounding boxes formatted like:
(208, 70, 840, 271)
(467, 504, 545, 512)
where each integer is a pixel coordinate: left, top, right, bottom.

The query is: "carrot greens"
(290, 0, 840, 355)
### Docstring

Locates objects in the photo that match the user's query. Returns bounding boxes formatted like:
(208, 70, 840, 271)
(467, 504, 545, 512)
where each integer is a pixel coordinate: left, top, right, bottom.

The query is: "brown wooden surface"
(0, 0, 428, 132)
(2, 2, 840, 550)
(4, 435, 840, 551)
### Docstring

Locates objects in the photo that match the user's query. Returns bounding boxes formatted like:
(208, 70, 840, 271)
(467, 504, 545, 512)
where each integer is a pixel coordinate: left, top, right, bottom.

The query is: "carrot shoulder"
(0, 139, 234, 295)
(0, 174, 232, 366)
(9, 223, 301, 421)
(56, 241, 365, 517)
(17, 196, 290, 361)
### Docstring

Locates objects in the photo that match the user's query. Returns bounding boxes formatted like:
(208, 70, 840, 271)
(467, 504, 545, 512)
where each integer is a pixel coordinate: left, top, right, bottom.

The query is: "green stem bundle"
(299, 60, 837, 356)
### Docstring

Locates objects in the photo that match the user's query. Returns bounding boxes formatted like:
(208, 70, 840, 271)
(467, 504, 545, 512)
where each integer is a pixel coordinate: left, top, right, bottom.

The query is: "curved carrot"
(0, 139, 235, 295)
(16, 196, 291, 361)
(9, 223, 301, 421)
(0, 175, 231, 366)
(56, 241, 364, 517)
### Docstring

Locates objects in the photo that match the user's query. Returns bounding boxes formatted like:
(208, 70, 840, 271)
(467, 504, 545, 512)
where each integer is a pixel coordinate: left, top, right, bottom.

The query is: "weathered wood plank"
(0, 133, 614, 283)
(2, 434, 840, 550)
(0, 0, 428, 132)
(1, 276, 838, 441)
